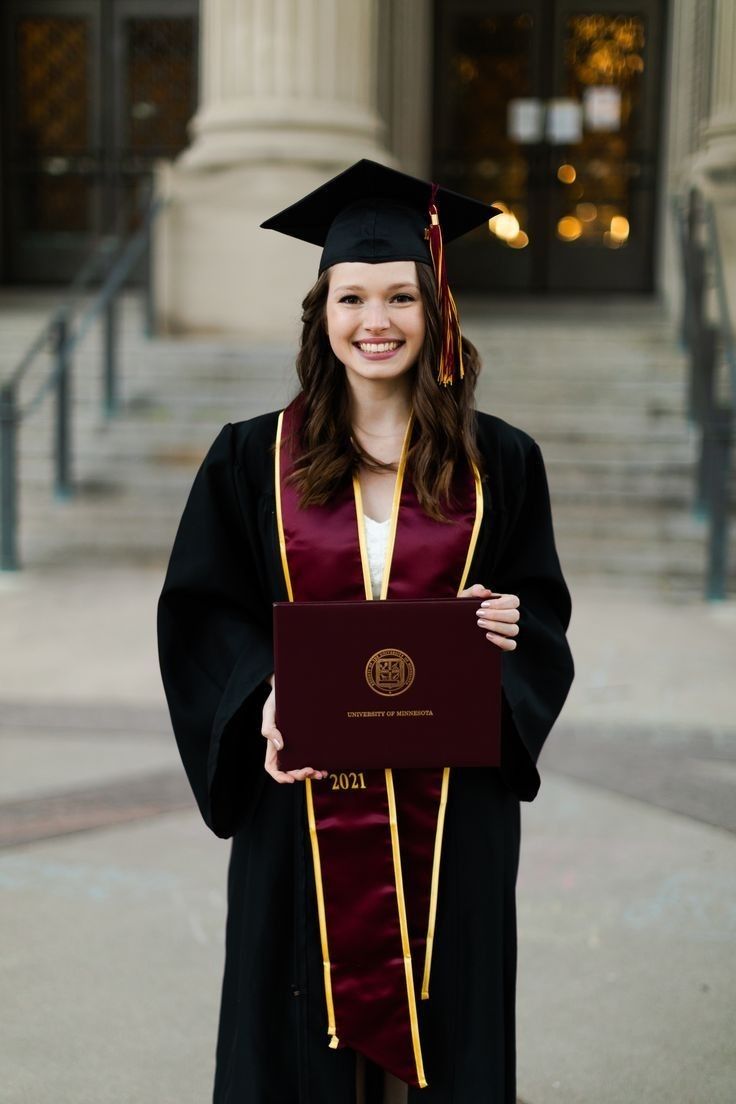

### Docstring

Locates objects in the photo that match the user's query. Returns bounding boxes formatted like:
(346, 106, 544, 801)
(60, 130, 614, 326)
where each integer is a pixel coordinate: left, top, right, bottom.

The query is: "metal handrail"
(7, 236, 119, 389)
(706, 203, 736, 398)
(673, 187, 735, 600)
(0, 187, 165, 570)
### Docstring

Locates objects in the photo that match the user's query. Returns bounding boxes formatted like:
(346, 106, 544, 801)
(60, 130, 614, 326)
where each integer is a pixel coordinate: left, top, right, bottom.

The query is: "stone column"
(658, 0, 715, 316)
(155, 0, 393, 338)
(693, 0, 736, 189)
(690, 0, 736, 338)
(663, 0, 713, 190)
(377, 0, 433, 179)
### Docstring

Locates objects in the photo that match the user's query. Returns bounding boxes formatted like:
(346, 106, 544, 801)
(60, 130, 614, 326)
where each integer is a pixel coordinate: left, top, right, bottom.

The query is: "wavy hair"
(288, 262, 483, 521)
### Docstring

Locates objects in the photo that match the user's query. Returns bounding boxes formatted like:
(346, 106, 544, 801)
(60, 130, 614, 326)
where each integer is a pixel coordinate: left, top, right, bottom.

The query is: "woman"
(158, 160, 574, 1103)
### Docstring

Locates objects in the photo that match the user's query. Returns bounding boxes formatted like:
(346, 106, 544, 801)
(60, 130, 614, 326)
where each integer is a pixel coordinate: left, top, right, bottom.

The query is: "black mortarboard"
(261, 159, 501, 385)
(260, 159, 500, 273)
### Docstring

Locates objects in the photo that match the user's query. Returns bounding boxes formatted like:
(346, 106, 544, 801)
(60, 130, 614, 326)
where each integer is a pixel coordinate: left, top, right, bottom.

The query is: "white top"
(364, 515, 391, 599)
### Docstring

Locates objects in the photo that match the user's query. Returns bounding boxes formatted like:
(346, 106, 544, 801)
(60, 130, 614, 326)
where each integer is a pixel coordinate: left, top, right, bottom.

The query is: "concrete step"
(11, 466, 709, 513)
(12, 421, 700, 469)
(2, 291, 733, 594)
(19, 512, 726, 577)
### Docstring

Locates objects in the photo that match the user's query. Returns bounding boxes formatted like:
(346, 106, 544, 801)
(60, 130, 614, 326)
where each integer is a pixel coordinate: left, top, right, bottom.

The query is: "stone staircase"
(466, 296, 730, 596)
(1, 288, 734, 596)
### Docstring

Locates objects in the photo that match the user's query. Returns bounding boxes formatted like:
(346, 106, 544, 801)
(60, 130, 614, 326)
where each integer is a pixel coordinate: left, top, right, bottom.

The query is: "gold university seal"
(365, 648, 415, 697)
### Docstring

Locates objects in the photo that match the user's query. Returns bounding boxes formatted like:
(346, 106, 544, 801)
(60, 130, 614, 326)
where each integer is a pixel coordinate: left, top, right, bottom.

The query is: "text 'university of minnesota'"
(345, 709, 434, 718)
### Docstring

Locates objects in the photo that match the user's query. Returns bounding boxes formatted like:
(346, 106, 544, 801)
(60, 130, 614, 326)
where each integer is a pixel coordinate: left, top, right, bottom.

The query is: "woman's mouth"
(353, 340, 405, 360)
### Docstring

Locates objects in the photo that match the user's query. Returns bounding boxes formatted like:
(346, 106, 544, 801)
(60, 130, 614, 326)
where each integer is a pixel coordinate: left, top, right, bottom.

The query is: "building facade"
(1, 0, 734, 337)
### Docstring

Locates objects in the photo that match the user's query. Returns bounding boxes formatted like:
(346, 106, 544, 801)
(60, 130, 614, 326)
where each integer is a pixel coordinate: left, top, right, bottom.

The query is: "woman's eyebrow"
(333, 282, 420, 293)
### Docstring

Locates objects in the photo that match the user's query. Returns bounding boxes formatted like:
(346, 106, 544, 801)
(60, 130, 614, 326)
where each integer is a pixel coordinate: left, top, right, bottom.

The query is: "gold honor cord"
(458, 461, 485, 594)
(275, 410, 337, 1043)
(351, 475, 374, 601)
(352, 413, 414, 603)
(354, 415, 427, 1084)
(421, 459, 484, 1000)
(305, 778, 339, 1044)
(380, 415, 414, 601)
(274, 411, 294, 602)
(420, 765, 450, 1000)
(385, 768, 428, 1088)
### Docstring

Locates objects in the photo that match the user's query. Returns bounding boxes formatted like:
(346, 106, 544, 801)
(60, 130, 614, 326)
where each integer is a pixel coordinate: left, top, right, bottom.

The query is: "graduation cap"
(261, 159, 501, 385)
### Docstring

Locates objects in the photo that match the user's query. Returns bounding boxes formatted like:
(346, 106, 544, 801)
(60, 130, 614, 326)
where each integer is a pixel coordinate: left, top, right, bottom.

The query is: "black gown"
(157, 409, 574, 1104)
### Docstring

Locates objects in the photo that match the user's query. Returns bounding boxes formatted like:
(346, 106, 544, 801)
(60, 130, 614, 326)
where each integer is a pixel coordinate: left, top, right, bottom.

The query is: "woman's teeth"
(356, 341, 402, 353)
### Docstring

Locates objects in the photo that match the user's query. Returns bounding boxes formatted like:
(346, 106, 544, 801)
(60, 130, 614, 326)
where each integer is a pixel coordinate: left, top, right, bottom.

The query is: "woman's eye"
(392, 294, 415, 303)
(338, 295, 361, 304)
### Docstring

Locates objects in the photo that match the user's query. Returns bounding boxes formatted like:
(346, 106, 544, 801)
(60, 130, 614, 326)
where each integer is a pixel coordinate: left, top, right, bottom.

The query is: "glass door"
(2, 0, 197, 283)
(111, 0, 198, 236)
(546, 2, 665, 291)
(433, 0, 667, 293)
(433, 3, 545, 292)
(3, 0, 102, 282)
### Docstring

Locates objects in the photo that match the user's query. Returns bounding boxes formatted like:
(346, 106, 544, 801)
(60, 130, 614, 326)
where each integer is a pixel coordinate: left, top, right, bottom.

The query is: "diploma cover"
(274, 597, 500, 770)
(275, 396, 489, 1087)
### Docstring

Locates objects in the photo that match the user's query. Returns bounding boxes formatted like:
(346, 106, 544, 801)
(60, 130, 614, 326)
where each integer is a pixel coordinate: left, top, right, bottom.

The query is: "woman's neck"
(347, 375, 412, 438)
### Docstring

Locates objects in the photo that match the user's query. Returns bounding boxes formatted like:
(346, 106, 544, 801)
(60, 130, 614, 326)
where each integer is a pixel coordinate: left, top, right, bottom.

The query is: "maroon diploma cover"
(275, 397, 492, 1087)
(274, 597, 500, 770)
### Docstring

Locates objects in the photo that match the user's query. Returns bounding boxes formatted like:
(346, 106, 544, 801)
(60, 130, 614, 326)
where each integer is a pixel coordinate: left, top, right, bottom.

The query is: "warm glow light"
(557, 216, 582, 241)
(603, 231, 624, 249)
(491, 213, 520, 241)
(557, 164, 577, 184)
(610, 215, 630, 241)
(508, 231, 529, 249)
(488, 201, 509, 234)
(576, 202, 597, 222)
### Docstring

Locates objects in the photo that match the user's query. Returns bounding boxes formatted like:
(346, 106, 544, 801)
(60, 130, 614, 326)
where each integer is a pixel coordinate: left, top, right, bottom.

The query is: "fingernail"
(272, 738, 282, 750)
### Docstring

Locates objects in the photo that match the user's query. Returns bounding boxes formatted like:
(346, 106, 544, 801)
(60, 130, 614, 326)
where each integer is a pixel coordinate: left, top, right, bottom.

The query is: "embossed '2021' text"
(329, 771, 367, 791)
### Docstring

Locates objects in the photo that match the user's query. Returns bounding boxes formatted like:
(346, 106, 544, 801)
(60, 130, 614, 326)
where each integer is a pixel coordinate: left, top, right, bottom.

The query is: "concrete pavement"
(1, 562, 735, 1102)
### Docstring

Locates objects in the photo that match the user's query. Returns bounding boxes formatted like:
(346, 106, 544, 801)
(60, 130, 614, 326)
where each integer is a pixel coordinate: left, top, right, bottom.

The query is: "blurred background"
(0, 2, 734, 1102)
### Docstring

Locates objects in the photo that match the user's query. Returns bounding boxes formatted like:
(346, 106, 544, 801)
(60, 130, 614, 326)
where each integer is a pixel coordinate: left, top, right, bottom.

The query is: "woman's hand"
(459, 583, 520, 652)
(261, 677, 328, 784)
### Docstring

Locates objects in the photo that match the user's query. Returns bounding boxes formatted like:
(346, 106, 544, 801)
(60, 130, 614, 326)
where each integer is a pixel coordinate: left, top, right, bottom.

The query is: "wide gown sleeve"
(494, 437, 574, 800)
(157, 423, 274, 838)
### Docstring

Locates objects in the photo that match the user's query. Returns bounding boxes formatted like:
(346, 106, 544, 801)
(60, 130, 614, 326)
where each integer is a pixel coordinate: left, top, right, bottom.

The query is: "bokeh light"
(508, 231, 529, 249)
(557, 215, 582, 241)
(491, 212, 521, 241)
(576, 202, 598, 222)
(610, 215, 630, 241)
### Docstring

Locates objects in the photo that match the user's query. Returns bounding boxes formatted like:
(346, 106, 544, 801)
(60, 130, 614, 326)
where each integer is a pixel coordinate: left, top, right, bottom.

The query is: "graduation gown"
(157, 408, 574, 1104)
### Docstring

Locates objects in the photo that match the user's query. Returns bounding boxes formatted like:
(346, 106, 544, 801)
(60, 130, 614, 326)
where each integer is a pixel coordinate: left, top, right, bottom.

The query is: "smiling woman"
(290, 258, 484, 525)
(329, 264, 425, 375)
(328, 264, 423, 364)
(157, 159, 574, 1103)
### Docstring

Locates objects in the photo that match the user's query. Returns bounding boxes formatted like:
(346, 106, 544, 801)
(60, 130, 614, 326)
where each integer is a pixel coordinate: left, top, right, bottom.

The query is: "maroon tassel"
(425, 183, 463, 386)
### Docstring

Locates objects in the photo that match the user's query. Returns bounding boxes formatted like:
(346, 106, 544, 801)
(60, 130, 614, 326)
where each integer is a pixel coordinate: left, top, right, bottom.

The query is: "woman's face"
(325, 260, 426, 387)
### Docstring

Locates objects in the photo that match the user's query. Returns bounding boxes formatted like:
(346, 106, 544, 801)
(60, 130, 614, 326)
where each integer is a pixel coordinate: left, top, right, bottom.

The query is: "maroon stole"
(274, 397, 482, 1087)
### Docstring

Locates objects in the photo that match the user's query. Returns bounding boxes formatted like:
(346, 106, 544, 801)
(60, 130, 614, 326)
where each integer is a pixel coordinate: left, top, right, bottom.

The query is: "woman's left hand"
(459, 583, 520, 652)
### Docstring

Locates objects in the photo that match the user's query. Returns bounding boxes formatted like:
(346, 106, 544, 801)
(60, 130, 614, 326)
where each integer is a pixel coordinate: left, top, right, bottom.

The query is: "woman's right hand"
(261, 677, 327, 784)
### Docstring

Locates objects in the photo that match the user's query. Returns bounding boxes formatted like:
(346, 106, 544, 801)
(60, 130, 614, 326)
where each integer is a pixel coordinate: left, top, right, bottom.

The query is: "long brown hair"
(288, 262, 482, 521)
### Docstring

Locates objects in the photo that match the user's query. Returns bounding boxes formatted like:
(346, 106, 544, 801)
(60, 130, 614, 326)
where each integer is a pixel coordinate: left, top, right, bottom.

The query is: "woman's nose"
(363, 303, 391, 331)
